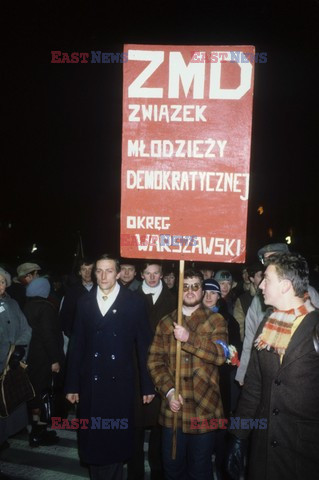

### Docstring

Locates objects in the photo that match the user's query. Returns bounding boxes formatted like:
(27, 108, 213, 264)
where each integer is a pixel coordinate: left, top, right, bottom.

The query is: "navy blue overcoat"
(65, 286, 154, 465)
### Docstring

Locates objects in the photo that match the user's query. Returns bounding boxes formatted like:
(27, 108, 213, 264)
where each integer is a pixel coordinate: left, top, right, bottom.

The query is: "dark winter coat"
(59, 282, 92, 337)
(64, 286, 155, 465)
(235, 310, 319, 480)
(6, 281, 27, 310)
(135, 282, 176, 427)
(137, 281, 177, 335)
(23, 297, 64, 401)
(217, 299, 242, 416)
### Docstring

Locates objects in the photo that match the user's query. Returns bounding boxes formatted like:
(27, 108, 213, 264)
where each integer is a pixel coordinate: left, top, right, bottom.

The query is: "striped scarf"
(255, 300, 314, 355)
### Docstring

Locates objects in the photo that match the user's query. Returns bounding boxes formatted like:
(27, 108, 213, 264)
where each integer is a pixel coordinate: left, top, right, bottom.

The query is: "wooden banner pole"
(172, 259, 185, 459)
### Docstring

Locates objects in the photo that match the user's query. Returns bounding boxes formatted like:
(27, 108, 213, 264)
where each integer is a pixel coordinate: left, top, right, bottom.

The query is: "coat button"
(272, 408, 279, 415)
(94, 375, 98, 381)
(113, 332, 117, 336)
(274, 379, 281, 385)
(111, 355, 115, 360)
(112, 376, 116, 380)
(94, 352, 99, 357)
(271, 440, 279, 447)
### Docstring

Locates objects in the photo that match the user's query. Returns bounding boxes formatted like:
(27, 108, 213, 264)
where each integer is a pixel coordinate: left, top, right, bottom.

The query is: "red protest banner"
(121, 45, 255, 262)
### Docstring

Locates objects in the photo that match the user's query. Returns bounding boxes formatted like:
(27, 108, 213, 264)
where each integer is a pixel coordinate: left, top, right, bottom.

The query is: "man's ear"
(281, 278, 292, 295)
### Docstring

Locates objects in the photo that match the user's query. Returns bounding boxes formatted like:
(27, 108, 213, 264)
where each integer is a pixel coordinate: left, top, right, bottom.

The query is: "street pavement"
(0, 427, 151, 479)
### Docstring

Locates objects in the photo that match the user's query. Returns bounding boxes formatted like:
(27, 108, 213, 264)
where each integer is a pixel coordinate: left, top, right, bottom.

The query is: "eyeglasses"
(183, 283, 201, 292)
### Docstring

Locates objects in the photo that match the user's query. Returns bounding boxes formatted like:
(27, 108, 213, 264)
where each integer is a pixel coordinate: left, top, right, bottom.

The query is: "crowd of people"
(0, 242, 318, 480)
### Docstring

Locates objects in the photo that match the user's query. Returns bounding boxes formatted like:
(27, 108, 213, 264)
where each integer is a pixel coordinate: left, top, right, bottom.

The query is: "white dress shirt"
(97, 282, 120, 316)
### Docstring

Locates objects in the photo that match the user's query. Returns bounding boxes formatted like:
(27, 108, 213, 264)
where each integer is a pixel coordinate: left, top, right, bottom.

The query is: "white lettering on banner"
(128, 50, 164, 98)
(127, 216, 171, 230)
(127, 139, 227, 158)
(135, 234, 241, 256)
(128, 50, 252, 100)
(128, 104, 207, 122)
(126, 170, 249, 200)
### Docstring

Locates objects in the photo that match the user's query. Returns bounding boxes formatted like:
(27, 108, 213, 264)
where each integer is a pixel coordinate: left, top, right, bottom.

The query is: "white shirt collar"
(142, 280, 163, 304)
(97, 282, 120, 316)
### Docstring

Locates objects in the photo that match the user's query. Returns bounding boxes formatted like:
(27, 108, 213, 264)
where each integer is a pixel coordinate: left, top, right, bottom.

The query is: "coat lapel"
(281, 311, 319, 369)
(89, 286, 126, 329)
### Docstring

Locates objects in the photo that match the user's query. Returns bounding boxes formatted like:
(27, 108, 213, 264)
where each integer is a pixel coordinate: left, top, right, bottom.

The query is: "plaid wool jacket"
(147, 306, 228, 433)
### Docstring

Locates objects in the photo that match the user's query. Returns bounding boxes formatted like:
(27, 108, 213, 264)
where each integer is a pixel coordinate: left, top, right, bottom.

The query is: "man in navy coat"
(65, 254, 155, 480)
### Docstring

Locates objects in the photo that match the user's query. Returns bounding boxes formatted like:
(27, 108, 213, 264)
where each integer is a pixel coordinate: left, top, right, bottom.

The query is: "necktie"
(102, 296, 108, 301)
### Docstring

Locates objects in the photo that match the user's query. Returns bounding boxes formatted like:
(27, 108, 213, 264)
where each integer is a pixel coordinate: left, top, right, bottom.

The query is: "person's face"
(95, 259, 120, 294)
(25, 270, 39, 285)
(219, 280, 231, 298)
(79, 264, 94, 284)
(142, 264, 162, 288)
(203, 290, 219, 308)
(252, 271, 263, 288)
(0, 275, 6, 297)
(120, 264, 136, 284)
(259, 265, 284, 307)
(163, 273, 175, 289)
(200, 269, 214, 280)
(183, 277, 203, 307)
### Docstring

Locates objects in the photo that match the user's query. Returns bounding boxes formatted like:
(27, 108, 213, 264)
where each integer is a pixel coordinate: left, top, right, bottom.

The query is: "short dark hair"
(95, 254, 120, 273)
(140, 261, 162, 274)
(266, 253, 309, 298)
(119, 258, 137, 268)
(184, 269, 204, 285)
(247, 262, 264, 278)
(77, 257, 94, 271)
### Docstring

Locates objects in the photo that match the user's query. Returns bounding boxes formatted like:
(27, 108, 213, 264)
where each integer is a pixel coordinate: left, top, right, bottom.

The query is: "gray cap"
(257, 243, 289, 261)
(17, 262, 41, 277)
(214, 270, 232, 284)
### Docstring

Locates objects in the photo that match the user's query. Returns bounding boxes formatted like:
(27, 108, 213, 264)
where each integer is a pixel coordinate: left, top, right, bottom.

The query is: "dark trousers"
(162, 427, 215, 480)
(127, 425, 164, 480)
(89, 463, 123, 480)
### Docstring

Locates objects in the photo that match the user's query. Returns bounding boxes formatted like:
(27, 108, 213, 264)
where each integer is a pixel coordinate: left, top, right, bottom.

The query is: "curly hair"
(266, 253, 309, 298)
(184, 269, 204, 285)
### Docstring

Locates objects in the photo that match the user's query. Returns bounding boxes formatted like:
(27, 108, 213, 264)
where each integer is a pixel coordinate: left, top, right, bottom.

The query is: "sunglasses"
(183, 283, 201, 292)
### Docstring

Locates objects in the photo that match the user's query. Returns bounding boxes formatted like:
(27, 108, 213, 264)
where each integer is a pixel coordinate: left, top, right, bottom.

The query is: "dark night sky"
(2, 0, 319, 273)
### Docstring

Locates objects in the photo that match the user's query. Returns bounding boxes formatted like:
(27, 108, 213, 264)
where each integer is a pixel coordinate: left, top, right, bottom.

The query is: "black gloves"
(9, 345, 26, 369)
(226, 434, 248, 480)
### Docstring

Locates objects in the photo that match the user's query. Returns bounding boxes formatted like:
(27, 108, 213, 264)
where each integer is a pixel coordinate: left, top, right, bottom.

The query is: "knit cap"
(26, 277, 50, 299)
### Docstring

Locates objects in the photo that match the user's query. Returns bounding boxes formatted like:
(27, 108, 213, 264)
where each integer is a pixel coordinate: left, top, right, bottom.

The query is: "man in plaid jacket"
(147, 269, 228, 479)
